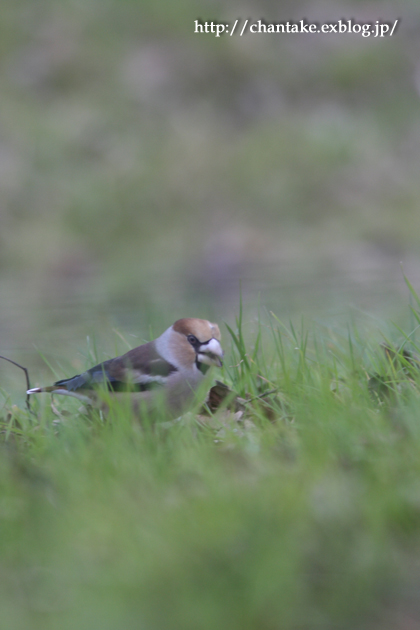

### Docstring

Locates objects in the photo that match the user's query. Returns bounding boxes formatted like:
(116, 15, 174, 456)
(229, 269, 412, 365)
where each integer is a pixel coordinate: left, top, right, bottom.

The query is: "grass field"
(2, 290, 420, 630)
(1, 2, 419, 628)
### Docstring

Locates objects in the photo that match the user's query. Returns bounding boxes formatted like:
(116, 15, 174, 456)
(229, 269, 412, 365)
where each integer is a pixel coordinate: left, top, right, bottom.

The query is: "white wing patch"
(130, 372, 168, 385)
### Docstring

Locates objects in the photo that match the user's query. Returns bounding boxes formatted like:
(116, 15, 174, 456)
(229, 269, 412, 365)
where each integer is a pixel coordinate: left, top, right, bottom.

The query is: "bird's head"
(160, 318, 224, 371)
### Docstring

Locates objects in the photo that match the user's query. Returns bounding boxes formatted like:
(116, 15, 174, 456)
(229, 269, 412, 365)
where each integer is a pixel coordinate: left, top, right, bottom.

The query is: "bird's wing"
(54, 341, 178, 393)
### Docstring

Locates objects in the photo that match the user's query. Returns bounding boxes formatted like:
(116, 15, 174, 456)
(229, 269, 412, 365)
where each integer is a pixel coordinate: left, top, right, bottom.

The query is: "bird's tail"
(26, 384, 92, 403)
(27, 372, 89, 395)
(27, 386, 59, 394)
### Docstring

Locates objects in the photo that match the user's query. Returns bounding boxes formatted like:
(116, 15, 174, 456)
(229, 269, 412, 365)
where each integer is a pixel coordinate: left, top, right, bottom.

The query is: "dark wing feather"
(54, 341, 178, 393)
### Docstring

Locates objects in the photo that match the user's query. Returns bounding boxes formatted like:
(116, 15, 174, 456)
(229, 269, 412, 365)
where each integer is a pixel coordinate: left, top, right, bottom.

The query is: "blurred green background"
(0, 0, 416, 388)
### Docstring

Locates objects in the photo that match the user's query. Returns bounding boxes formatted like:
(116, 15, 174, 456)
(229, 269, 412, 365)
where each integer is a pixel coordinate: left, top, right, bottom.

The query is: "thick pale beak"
(198, 338, 224, 368)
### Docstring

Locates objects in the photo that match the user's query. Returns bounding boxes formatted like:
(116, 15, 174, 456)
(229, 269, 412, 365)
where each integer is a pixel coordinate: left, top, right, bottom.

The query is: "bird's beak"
(198, 338, 224, 368)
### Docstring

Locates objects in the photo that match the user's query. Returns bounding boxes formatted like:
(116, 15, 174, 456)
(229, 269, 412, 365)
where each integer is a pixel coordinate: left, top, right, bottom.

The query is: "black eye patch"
(187, 334, 212, 350)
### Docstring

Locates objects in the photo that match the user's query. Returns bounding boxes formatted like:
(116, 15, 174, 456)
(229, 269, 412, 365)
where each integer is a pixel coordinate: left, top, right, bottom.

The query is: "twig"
(0, 355, 32, 414)
(244, 388, 279, 404)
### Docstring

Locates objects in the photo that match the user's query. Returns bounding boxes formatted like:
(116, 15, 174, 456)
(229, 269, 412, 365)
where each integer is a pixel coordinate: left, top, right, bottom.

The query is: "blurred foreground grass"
(2, 297, 420, 629)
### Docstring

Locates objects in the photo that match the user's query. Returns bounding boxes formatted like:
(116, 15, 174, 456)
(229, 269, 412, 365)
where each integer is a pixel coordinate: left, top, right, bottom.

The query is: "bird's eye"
(187, 334, 198, 345)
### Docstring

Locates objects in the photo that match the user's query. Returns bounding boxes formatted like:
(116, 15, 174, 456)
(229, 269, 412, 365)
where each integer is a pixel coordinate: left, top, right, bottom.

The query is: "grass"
(2, 302, 420, 630)
(2, 2, 420, 626)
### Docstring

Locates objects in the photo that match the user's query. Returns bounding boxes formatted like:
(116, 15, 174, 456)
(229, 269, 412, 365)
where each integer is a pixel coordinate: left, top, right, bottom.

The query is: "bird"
(27, 318, 224, 417)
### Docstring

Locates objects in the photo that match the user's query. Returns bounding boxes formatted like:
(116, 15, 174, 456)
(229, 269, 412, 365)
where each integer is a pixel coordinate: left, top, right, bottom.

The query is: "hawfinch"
(27, 318, 223, 417)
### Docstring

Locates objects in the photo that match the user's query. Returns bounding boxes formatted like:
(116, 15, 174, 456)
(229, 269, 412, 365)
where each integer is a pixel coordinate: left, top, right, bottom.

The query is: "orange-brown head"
(157, 318, 223, 370)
